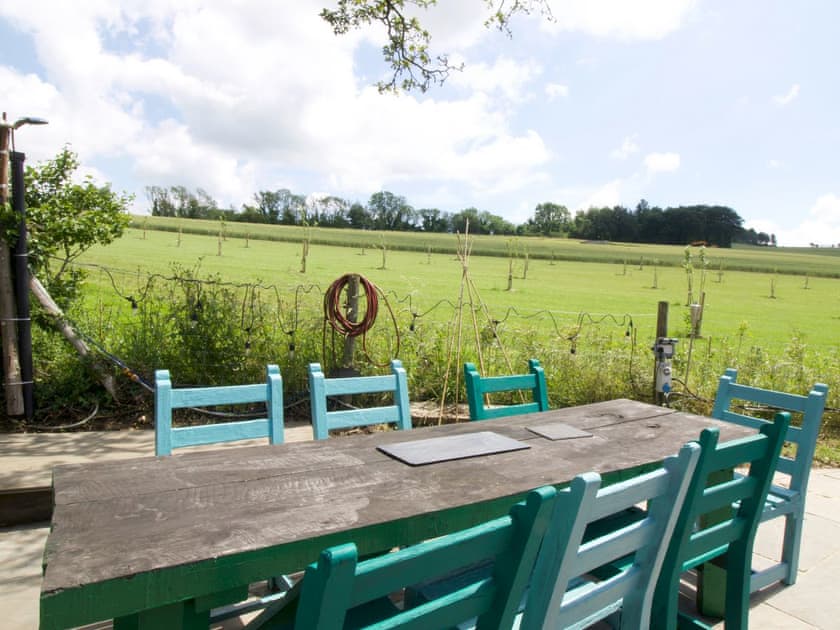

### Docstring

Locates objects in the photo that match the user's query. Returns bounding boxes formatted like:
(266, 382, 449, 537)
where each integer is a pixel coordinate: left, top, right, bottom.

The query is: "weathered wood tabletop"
(39, 399, 752, 629)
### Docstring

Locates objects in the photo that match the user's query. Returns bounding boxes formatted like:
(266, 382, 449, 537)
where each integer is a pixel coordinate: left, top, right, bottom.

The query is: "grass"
(131, 216, 840, 277)
(82, 226, 840, 350)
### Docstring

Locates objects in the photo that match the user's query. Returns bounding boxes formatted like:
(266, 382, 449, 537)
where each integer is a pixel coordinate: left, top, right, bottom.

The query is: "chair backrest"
(308, 359, 411, 440)
(712, 368, 828, 492)
(154, 364, 283, 456)
(652, 412, 791, 625)
(464, 358, 549, 421)
(520, 442, 701, 630)
(293, 485, 557, 630)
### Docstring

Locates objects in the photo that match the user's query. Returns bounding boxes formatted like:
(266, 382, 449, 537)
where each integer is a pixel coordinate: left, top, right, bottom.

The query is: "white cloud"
(773, 83, 800, 106)
(754, 194, 840, 246)
(543, 0, 698, 40)
(580, 180, 623, 209)
(0, 1, 551, 211)
(644, 152, 681, 173)
(768, 159, 782, 169)
(610, 135, 640, 160)
(449, 57, 542, 102)
(545, 83, 569, 101)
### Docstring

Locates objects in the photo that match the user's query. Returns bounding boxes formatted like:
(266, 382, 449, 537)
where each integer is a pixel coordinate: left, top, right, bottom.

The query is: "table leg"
(113, 599, 209, 630)
(696, 468, 732, 618)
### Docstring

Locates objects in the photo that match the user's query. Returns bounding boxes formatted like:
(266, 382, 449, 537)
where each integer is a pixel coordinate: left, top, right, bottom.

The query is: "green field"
(85, 224, 840, 351)
(131, 216, 840, 277)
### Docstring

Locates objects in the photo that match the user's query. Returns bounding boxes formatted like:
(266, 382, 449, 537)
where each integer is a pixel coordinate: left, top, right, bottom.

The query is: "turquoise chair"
(154, 365, 284, 456)
(519, 442, 700, 630)
(464, 359, 549, 421)
(308, 359, 411, 440)
(712, 368, 828, 591)
(281, 486, 557, 629)
(651, 412, 791, 629)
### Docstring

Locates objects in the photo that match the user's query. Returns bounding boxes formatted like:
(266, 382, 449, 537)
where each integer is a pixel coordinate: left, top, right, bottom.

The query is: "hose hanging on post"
(324, 274, 379, 337)
(323, 274, 399, 368)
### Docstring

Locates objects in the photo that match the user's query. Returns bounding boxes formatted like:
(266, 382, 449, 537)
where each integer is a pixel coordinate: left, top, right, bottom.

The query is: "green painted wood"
(288, 486, 556, 630)
(650, 412, 790, 630)
(711, 368, 828, 590)
(521, 443, 700, 630)
(464, 358, 550, 421)
(154, 364, 284, 455)
(308, 360, 412, 440)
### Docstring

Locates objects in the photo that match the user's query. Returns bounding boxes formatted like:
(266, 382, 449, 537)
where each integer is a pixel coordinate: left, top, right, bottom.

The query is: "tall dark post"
(11, 151, 33, 420)
(654, 301, 669, 405)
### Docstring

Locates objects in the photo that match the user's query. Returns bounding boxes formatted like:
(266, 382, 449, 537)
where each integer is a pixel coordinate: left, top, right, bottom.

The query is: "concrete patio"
(2, 428, 838, 629)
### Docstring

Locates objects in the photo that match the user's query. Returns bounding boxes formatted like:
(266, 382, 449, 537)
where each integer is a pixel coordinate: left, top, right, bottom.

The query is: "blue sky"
(1, 0, 838, 246)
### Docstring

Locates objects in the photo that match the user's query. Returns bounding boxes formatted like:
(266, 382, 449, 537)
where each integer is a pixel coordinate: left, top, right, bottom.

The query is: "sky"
(1, 0, 839, 247)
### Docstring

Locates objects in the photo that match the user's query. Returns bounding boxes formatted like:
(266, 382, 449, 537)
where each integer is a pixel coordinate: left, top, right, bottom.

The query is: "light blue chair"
(308, 359, 411, 440)
(519, 442, 701, 630)
(464, 359, 549, 421)
(279, 486, 557, 630)
(712, 368, 828, 591)
(154, 364, 284, 456)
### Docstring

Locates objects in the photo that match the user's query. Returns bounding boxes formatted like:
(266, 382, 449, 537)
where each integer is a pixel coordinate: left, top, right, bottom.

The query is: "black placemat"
(526, 423, 594, 441)
(377, 431, 530, 466)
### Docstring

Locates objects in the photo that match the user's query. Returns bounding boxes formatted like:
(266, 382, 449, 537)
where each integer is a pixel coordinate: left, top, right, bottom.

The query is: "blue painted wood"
(154, 365, 284, 456)
(712, 368, 828, 591)
(650, 412, 791, 630)
(308, 359, 411, 440)
(520, 442, 700, 630)
(287, 486, 557, 630)
(464, 358, 549, 421)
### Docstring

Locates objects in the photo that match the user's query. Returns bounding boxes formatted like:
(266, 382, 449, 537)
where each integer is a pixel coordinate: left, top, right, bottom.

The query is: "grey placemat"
(526, 423, 594, 441)
(377, 431, 530, 466)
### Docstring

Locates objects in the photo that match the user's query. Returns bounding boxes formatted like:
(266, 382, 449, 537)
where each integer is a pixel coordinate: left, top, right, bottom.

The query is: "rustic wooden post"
(654, 301, 668, 405)
(0, 113, 24, 416)
(341, 274, 359, 371)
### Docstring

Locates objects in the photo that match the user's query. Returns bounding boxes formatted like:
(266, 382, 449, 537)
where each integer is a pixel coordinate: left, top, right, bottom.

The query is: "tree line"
(145, 186, 774, 248)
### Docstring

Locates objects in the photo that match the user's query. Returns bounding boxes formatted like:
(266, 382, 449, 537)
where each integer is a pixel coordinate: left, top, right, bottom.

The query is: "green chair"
(712, 368, 828, 591)
(464, 359, 549, 421)
(308, 359, 412, 440)
(154, 364, 284, 456)
(279, 486, 557, 629)
(519, 442, 701, 629)
(651, 412, 791, 629)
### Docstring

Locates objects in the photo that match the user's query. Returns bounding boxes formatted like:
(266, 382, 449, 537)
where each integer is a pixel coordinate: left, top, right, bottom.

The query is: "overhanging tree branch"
(321, 0, 553, 93)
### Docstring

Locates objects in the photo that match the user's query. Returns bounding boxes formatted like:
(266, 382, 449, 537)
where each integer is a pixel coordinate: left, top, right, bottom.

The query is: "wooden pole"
(654, 301, 668, 405)
(340, 274, 359, 372)
(29, 275, 117, 399)
(0, 113, 24, 415)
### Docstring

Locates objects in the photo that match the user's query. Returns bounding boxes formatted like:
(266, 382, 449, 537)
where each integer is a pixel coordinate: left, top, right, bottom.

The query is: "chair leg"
(780, 510, 803, 585)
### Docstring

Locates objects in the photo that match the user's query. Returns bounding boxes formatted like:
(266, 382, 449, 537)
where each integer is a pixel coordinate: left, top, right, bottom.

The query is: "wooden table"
(39, 400, 752, 629)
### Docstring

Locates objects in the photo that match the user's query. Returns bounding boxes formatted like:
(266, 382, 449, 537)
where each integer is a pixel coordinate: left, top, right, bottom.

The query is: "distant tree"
(418, 207, 451, 232)
(368, 191, 416, 230)
(529, 202, 570, 236)
(309, 195, 350, 227)
(348, 202, 373, 229)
